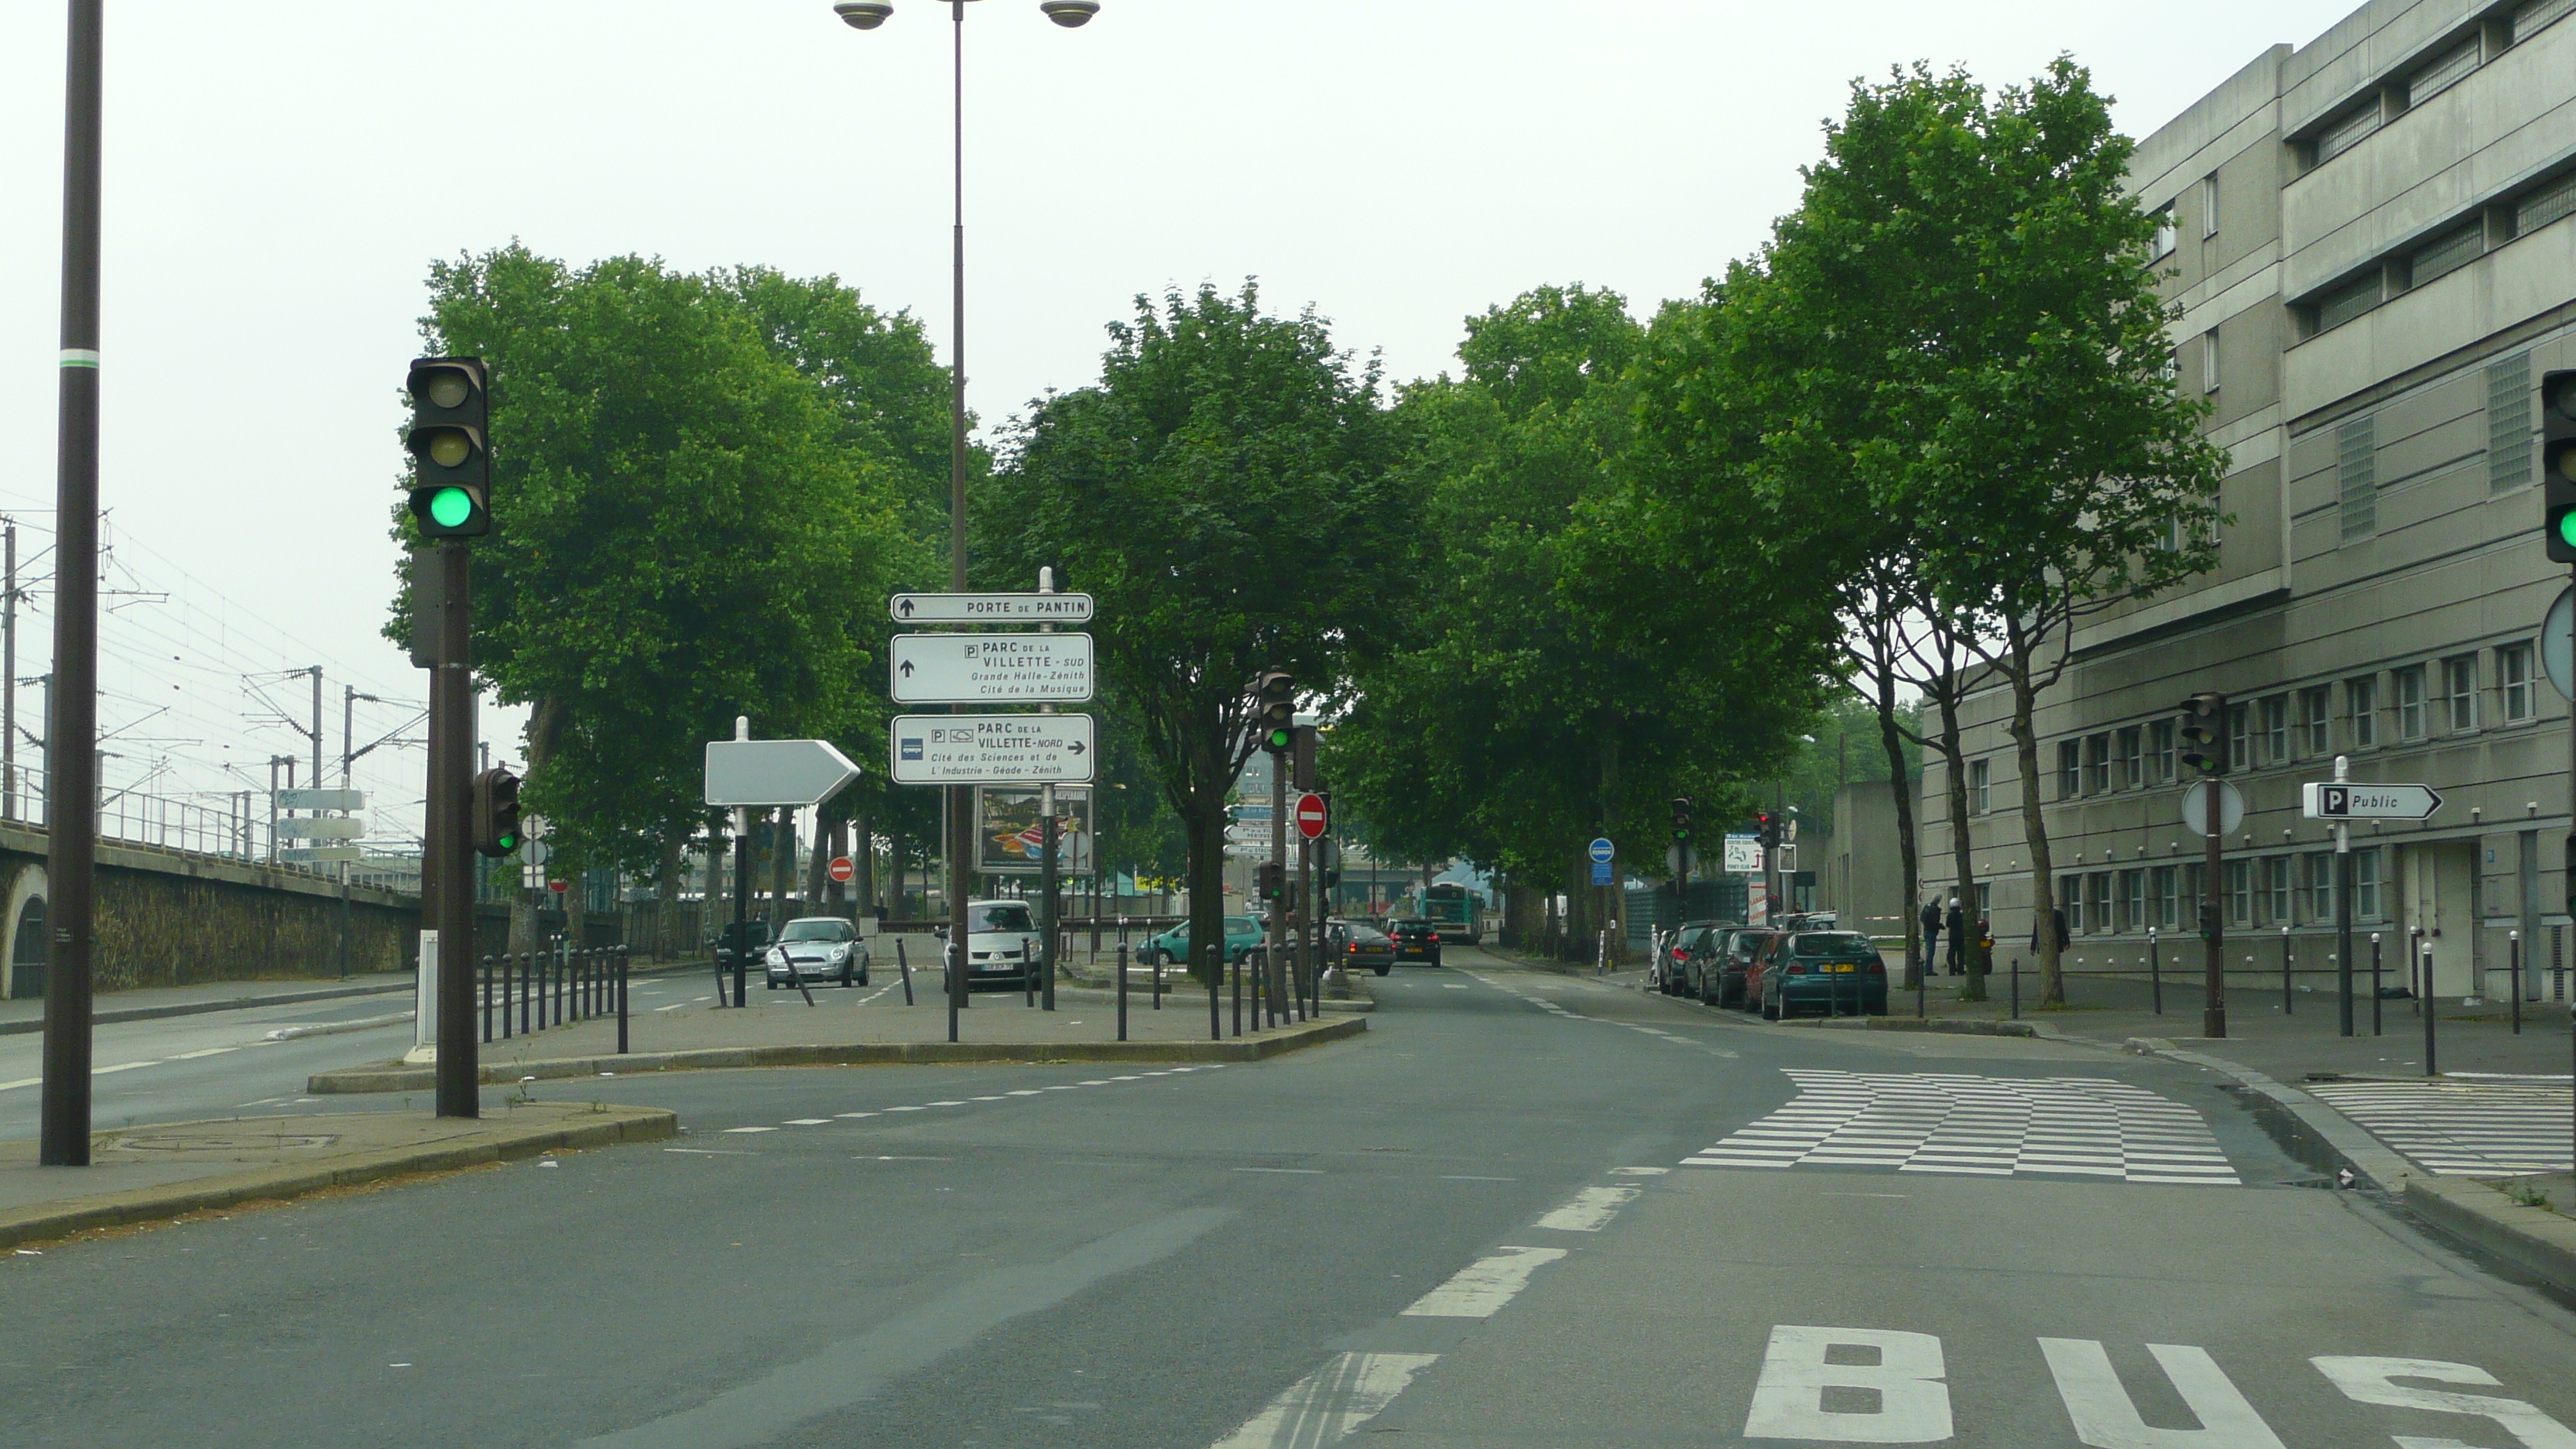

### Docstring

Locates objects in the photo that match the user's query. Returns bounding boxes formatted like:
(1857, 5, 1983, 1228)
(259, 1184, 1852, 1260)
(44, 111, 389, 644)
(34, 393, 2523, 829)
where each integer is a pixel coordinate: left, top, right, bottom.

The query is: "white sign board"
(2180, 779, 2246, 837)
(275, 817, 365, 841)
(1722, 833, 1760, 874)
(890, 632, 1094, 704)
(276, 788, 365, 812)
(279, 845, 362, 864)
(889, 591, 1096, 624)
(2301, 781, 2442, 820)
(704, 738, 864, 808)
(890, 713, 1095, 785)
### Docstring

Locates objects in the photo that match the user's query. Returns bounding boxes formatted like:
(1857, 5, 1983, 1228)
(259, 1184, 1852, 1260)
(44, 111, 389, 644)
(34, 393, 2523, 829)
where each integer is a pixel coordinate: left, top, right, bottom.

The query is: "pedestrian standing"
(2030, 906, 2069, 954)
(1945, 898, 1967, 976)
(1920, 896, 1944, 980)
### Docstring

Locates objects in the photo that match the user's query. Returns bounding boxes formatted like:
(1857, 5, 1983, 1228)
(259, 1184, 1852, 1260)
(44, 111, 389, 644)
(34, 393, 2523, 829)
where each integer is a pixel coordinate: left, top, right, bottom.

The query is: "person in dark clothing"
(2031, 907, 2070, 954)
(1919, 898, 1944, 983)
(1944, 899, 1967, 975)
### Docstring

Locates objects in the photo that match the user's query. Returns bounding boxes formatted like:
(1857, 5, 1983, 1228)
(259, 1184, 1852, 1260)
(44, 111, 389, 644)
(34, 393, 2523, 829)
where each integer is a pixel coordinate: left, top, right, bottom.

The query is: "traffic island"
(0, 1101, 676, 1251)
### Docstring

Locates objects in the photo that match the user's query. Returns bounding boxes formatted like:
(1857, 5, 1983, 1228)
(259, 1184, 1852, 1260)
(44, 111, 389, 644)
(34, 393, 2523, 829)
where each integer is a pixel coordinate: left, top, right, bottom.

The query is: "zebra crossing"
(2305, 1074, 2574, 1176)
(1680, 1069, 2240, 1185)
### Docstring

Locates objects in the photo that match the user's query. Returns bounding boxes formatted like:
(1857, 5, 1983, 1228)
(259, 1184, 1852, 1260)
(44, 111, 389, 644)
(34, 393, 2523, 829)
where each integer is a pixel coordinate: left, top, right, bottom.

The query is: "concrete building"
(1923, 0, 2576, 1002)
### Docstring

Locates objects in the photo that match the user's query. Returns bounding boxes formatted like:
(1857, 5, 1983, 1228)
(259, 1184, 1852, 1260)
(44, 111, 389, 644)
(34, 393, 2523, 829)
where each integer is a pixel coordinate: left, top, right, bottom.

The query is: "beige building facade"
(1923, 0, 2576, 1002)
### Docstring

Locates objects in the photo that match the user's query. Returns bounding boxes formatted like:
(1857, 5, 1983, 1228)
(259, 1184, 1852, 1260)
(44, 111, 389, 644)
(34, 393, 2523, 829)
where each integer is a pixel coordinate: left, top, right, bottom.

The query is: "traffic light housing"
(1754, 810, 1781, 849)
(2545, 370, 2576, 563)
(406, 356, 491, 539)
(1257, 861, 1285, 903)
(1253, 670, 1296, 754)
(1670, 796, 1694, 844)
(471, 766, 522, 858)
(2178, 691, 2228, 776)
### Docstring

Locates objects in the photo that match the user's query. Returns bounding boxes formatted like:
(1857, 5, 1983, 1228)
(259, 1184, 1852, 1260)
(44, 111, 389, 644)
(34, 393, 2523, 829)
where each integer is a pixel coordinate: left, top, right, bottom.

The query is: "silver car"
(766, 916, 870, 988)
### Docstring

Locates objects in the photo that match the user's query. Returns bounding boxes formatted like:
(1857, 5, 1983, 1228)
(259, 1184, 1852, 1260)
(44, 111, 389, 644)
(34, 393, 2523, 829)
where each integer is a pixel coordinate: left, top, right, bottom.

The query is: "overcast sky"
(0, 1, 2356, 846)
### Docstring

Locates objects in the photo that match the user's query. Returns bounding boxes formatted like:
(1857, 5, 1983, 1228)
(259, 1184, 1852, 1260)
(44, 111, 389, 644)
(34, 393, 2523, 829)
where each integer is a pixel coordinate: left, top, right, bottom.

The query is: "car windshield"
(971, 903, 1036, 933)
(1732, 933, 1772, 957)
(1793, 932, 1874, 956)
(1226, 918, 1255, 933)
(776, 920, 854, 943)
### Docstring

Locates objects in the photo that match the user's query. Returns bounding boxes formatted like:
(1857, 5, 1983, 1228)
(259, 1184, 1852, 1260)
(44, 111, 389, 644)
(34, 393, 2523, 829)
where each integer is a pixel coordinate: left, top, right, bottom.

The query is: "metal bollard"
(502, 948, 514, 1040)
(2370, 933, 2382, 1037)
(617, 945, 630, 1055)
(1153, 944, 1163, 1010)
(2010, 957, 2020, 1020)
(481, 954, 494, 1043)
(897, 937, 914, 1006)
(2281, 927, 2293, 1016)
(1117, 944, 1129, 1042)
(2422, 940, 2438, 1077)
(2512, 930, 2524, 1036)
(2149, 928, 2162, 1016)
(1231, 951, 1243, 1038)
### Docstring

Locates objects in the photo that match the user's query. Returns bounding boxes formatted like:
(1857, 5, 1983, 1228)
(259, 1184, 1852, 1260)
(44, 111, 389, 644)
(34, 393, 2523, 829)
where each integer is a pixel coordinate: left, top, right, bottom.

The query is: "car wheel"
(766, 979, 779, 991)
(1761, 995, 1779, 1021)
(1373, 964, 1389, 976)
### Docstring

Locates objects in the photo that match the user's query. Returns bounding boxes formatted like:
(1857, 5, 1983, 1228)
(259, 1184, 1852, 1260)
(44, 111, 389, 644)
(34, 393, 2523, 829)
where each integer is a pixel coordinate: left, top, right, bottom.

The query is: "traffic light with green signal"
(2544, 369, 2576, 563)
(1257, 861, 1286, 903)
(406, 357, 491, 539)
(472, 766, 522, 858)
(2177, 692, 2228, 776)
(1670, 796, 1694, 844)
(1253, 670, 1296, 755)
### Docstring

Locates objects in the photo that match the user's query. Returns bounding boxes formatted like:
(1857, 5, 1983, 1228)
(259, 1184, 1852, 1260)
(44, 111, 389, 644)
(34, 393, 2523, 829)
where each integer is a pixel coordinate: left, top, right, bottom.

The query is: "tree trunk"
(1598, 732, 1624, 964)
(653, 838, 683, 963)
(2005, 615, 2063, 1006)
(701, 823, 723, 957)
(1870, 648, 1922, 988)
(1934, 658, 1985, 1002)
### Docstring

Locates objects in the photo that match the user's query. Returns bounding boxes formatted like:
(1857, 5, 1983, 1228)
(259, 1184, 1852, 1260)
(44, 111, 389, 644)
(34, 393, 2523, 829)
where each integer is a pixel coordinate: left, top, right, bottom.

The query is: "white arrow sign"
(2301, 781, 2443, 820)
(889, 591, 1096, 624)
(275, 817, 365, 841)
(890, 713, 1094, 785)
(890, 632, 1094, 704)
(704, 738, 864, 808)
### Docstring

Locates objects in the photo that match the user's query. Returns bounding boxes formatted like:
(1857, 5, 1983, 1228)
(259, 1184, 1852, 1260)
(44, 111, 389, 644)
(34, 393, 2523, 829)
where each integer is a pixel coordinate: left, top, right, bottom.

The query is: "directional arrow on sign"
(704, 738, 864, 808)
(2301, 781, 2443, 820)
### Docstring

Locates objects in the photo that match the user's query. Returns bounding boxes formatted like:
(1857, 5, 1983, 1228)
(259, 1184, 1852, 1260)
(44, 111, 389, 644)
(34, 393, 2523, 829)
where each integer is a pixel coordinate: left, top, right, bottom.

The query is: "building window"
(2405, 36, 2482, 107)
(2300, 687, 2331, 755)
(2396, 666, 2427, 741)
(2148, 866, 2175, 930)
(1969, 759, 1991, 814)
(2516, 0, 2576, 43)
(2057, 739, 2081, 798)
(2444, 655, 2478, 731)
(2502, 642, 2537, 722)
(2491, 352, 2534, 493)
(2349, 676, 2379, 747)
(2201, 329, 2221, 394)
(2410, 221, 2485, 288)
(2117, 727, 2143, 789)
(2058, 876, 2081, 934)
(2088, 874, 2111, 934)
(2314, 101, 2383, 166)
(2261, 696, 2288, 765)
(2355, 848, 2382, 920)
(2201, 173, 2220, 238)
(2150, 207, 2177, 262)
(2150, 719, 2176, 782)
(2305, 853, 2334, 921)
(2225, 860, 2252, 928)
(2085, 734, 2112, 794)
(2338, 413, 2377, 540)
(2266, 856, 2293, 925)
(2121, 870, 2145, 933)
(1975, 882, 1991, 923)
(2520, 170, 2576, 236)
(2227, 702, 2249, 772)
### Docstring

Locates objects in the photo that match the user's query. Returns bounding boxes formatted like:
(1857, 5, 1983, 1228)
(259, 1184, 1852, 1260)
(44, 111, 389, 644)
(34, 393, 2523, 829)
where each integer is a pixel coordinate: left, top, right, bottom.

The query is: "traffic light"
(1258, 861, 1285, 903)
(471, 766, 521, 858)
(1253, 670, 1296, 754)
(1670, 796, 1694, 844)
(2545, 370, 2576, 563)
(406, 356, 491, 539)
(2178, 691, 2228, 776)
(1754, 810, 1781, 849)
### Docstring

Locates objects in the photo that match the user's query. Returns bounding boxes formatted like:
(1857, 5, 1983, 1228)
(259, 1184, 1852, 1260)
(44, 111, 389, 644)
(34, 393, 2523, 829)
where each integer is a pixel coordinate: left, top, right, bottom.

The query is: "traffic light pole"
(433, 541, 478, 1116)
(1269, 750, 1286, 1029)
(39, 0, 103, 1168)
(2203, 775, 2227, 1040)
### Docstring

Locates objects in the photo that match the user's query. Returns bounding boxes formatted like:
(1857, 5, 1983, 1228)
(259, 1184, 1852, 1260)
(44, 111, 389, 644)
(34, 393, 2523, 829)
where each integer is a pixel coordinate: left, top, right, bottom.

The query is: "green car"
(1139, 916, 1262, 968)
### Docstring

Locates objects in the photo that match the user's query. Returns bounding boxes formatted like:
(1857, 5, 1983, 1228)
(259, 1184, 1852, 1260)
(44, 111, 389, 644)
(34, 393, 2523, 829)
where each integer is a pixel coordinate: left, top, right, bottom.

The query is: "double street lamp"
(830, 1, 1097, 1034)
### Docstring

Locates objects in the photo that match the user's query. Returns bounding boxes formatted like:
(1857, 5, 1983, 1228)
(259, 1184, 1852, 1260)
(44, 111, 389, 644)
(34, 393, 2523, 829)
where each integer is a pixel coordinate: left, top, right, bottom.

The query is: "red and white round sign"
(827, 855, 857, 883)
(1295, 792, 1329, 841)
(547, 879, 569, 895)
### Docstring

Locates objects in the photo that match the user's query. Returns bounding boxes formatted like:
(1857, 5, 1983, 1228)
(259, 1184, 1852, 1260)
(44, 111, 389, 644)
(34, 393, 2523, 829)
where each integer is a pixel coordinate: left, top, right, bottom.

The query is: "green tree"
(980, 283, 1414, 987)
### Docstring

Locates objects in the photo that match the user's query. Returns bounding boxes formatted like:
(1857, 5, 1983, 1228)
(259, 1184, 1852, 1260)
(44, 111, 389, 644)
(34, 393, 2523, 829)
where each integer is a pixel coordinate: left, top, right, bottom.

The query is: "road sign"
(704, 738, 864, 808)
(1591, 861, 1613, 886)
(2302, 781, 2443, 820)
(275, 817, 365, 841)
(279, 845, 361, 865)
(1588, 837, 1614, 865)
(890, 713, 1094, 784)
(549, 879, 568, 895)
(276, 788, 365, 812)
(2547, 585, 2574, 701)
(1295, 792, 1329, 840)
(2180, 779, 2246, 837)
(828, 856, 856, 884)
(889, 591, 1095, 624)
(1722, 833, 1759, 874)
(889, 632, 1094, 704)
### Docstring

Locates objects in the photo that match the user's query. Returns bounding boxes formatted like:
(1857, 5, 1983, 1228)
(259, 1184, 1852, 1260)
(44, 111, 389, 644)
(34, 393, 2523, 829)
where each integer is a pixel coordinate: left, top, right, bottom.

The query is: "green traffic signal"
(1267, 727, 1292, 751)
(2557, 510, 2576, 550)
(426, 485, 475, 529)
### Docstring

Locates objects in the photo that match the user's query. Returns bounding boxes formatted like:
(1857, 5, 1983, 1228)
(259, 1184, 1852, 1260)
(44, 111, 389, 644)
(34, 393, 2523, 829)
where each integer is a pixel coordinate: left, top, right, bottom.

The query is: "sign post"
(889, 632, 1094, 704)
(2304, 769, 2442, 1036)
(704, 723, 863, 1008)
(1589, 836, 1614, 889)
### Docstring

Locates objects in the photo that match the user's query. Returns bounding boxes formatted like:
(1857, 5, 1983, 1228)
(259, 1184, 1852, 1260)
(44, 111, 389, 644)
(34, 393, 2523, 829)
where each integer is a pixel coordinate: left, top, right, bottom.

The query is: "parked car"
(1714, 927, 1775, 1009)
(1760, 930, 1889, 1020)
(1326, 918, 1396, 975)
(1684, 926, 1747, 1004)
(765, 916, 870, 989)
(1388, 918, 1444, 967)
(711, 919, 772, 971)
(1655, 920, 1727, 995)
(1138, 915, 1262, 968)
(937, 899, 1046, 991)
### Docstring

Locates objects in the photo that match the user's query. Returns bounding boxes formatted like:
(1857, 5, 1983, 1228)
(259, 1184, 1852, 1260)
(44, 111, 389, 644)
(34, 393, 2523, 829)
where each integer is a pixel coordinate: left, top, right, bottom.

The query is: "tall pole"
(5, 518, 19, 821)
(40, 0, 103, 1168)
(2335, 754, 2355, 1036)
(432, 542, 476, 1115)
(309, 666, 324, 786)
(942, 0, 973, 1041)
(2203, 777, 2227, 1038)
(1269, 745, 1287, 1028)
(340, 686, 358, 980)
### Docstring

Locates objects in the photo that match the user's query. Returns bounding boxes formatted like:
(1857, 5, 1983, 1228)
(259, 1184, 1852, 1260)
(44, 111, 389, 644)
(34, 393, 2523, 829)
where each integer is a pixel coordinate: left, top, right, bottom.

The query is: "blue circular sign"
(1588, 837, 1614, 864)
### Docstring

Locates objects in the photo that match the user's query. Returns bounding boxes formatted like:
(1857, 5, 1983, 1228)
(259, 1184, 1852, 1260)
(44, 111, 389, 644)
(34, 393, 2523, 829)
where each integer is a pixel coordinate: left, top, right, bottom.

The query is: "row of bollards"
(480, 942, 629, 1054)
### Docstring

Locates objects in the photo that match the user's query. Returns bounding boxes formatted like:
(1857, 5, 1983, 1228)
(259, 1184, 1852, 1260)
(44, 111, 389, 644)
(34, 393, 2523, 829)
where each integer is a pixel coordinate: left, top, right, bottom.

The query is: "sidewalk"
(0, 970, 416, 1036)
(0, 1101, 675, 1250)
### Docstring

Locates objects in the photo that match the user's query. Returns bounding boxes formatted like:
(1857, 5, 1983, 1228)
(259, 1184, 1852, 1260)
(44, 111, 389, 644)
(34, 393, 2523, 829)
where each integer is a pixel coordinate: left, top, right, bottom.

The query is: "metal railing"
(2, 762, 374, 883)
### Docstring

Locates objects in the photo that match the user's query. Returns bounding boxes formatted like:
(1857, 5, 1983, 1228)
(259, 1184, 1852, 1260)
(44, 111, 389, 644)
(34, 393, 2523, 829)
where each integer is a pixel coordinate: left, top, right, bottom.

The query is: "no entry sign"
(827, 855, 856, 883)
(1295, 792, 1329, 841)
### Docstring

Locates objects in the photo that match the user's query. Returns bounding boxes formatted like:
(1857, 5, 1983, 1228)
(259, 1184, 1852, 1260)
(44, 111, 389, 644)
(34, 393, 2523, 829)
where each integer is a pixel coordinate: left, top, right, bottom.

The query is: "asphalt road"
(2, 947, 2572, 1447)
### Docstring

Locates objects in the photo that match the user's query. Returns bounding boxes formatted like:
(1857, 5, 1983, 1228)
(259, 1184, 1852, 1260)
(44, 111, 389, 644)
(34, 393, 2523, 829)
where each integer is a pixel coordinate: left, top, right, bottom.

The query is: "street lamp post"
(833, 0, 1096, 1040)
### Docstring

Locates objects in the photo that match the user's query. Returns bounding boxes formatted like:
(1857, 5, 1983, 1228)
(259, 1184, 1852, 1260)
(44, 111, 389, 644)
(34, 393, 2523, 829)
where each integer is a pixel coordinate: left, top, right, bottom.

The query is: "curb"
(0, 1107, 677, 1252)
(265, 1011, 413, 1042)
(0, 979, 413, 1036)
(1799, 1016, 2040, 1038)
(2402, 1177, 2576, 1292)
(307, 1015, 1368, 1094)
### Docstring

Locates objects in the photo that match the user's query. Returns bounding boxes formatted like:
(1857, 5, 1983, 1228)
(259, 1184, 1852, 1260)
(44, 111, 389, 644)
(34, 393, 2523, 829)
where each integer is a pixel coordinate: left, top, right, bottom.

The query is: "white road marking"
(93, 1060, 159, 1075)
(0, 1077, 39, 1092)
(884, 1105, 925, 1112)
(1441, 1175, 1515, 1181)
(927, 1101, 967, 1108)
(1612, 1166, 1670, 1176)
(2313, 1355, 2576, 1448)
(1744, 1325, 1953, 1444)
(2040, 1339, 2285, 1448)
(171, 1046, 238, 1060)
(723, 1126, 778, 1134)
(663, 1148, 752, 1156)
(1006, 1090, 1044, 1096)
(2307, 1079, 2574, 1175)
(1532, 1184, 1640, 1231)
(1235, 1167, 1322, 1175)
(1400, 1245, 1566, 1318)
(1207, 1352, 1440, 1449)
(783, 1118, 831, 1126)
(834, 1112, 877, 1119)
(653, 1002, 689, 1013)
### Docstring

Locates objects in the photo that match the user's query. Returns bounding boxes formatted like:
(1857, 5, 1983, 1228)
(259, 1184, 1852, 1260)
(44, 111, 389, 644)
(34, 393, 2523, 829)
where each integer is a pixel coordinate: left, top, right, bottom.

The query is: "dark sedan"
(1328, 919, 1397, 975)
(1388, 918, 1444, 967)
(1714, 927, 1775, 1009)
(1684, 926, 1746, 1004)
(1761, 930, 1889, 1019)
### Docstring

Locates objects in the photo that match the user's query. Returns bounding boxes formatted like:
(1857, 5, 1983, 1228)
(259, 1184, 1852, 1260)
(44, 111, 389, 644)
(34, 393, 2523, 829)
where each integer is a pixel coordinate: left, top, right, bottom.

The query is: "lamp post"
(832, 0, 1097, 1036)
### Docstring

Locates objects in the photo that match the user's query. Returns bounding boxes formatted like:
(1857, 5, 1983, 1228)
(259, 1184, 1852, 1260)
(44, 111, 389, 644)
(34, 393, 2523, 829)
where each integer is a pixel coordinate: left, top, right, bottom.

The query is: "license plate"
(1828, 963, 1857, 973)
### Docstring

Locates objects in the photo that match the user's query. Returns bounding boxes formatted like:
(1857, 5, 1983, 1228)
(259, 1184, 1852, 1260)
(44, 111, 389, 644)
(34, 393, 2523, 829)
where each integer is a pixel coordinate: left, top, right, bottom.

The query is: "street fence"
(481, 940, 629, 1054)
